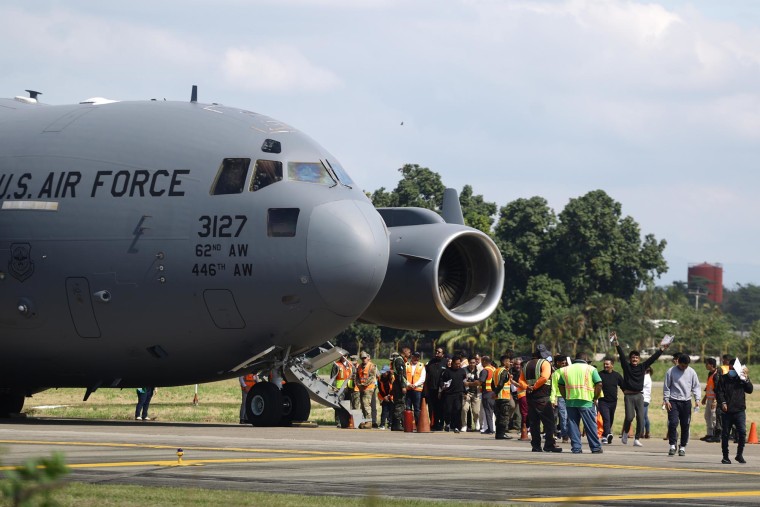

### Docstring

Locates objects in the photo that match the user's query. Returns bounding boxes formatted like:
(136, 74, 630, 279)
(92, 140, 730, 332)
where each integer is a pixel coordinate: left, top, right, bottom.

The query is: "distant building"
(688, 262, 723, 305)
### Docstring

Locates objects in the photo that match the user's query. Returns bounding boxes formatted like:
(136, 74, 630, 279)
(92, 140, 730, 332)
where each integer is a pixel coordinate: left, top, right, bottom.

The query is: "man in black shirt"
(598, 357, 623, 445)
(439, 355, 467, 433)
(613, 332, 668, 447)
(425, 347, 447, 431)
(715, 359, 753, 464)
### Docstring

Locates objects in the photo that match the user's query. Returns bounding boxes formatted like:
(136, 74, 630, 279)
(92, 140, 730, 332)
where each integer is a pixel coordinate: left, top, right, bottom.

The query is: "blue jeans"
(566, 405, 602, 453)
(556, 398, 568, 438)
(135, 388, 154, 419)
(643, 402, 650, 434)
(405, 390, 422, 421)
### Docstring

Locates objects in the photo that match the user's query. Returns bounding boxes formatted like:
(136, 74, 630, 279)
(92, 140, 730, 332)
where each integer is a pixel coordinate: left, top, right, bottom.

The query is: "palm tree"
(439, 318, 496, 356)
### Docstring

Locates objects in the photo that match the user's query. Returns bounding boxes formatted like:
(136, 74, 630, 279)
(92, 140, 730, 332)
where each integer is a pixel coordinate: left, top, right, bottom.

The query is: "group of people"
(329, 336, 753, 464)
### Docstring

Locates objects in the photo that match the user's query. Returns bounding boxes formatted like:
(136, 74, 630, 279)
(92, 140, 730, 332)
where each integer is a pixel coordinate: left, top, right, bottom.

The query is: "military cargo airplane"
(0, 88, 504, 425)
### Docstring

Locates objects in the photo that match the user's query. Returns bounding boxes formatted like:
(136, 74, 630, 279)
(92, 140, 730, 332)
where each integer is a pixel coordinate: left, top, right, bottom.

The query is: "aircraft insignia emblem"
(9, 243, 34, 282)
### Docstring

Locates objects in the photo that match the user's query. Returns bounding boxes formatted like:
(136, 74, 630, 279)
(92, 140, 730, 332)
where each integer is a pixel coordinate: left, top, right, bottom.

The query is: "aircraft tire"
(0, 393, 24, 418)
(245, 382, 282, 426)
(280, 383, 311, 425)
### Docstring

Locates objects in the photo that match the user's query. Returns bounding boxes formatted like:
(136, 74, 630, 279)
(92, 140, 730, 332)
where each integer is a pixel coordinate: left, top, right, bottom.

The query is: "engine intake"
(360, 223, 504, 330)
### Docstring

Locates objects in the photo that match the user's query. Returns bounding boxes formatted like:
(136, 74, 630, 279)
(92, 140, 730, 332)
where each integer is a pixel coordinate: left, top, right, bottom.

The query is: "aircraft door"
(65, 277, 101, 338)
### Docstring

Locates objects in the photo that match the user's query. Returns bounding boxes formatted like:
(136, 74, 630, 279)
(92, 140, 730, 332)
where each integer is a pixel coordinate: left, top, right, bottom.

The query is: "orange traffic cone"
(747, 422, 758, 444)
(519, 422, 530, 441)
(417, 399, 431, 433)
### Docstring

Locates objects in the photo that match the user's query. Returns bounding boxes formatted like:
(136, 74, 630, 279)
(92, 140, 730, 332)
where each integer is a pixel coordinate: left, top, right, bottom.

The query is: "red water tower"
(688, 262, 723, 304)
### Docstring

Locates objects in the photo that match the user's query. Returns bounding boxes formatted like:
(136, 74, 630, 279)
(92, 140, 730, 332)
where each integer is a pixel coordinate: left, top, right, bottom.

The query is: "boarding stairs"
(283, 345, 366, 428)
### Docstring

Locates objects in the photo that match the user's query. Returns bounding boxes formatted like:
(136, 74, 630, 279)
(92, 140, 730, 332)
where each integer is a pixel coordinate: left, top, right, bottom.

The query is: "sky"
(2, 0, 760, 288)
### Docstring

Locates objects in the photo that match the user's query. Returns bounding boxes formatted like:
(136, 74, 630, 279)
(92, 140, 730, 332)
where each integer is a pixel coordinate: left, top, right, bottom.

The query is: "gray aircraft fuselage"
(0, 95, 503, 401)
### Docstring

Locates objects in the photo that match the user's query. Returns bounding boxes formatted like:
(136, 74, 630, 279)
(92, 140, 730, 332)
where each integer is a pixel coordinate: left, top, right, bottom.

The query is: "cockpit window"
(324, 159, 354, 187)
(287, 162, 336, 185)
(211, 158, 251, 195)
(250, 159, 283, 191)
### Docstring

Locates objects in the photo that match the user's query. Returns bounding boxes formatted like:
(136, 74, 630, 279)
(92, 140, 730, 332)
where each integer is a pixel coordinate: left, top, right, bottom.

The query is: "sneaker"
(460, 427, 467, 433)
(722, 457, 731, 464)
(736, 455, 746, 464)
(668, 446, 676, 456)
(606, 434, 613, 445)
(453, 428, 460, 434)
(378, 425, 386, 430)
(143, 417, 152, 421)
(543, 446, 563, 453)
(678, 447, 686, 456)
(135, 416, 142, 421)
(633, 439, 643, 447)
(621, 433, 628, 445)
(592, 448, 604, 454)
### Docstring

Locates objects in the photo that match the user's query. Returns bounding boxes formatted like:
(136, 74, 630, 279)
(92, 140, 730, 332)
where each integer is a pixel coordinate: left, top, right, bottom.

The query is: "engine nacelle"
(360, 220, 504, 330)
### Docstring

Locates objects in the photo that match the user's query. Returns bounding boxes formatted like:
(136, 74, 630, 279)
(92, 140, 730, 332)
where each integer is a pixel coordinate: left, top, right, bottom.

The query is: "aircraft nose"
(306, 200, 389, 317)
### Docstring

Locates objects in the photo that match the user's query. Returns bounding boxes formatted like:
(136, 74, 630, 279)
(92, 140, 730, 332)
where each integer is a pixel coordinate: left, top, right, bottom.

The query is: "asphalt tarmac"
(1, 418, 760, 506)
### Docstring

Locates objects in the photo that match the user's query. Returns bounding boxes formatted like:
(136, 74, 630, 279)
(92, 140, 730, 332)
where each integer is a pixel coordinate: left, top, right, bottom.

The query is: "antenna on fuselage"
(25, 90, 42, 100)
(190, 85, 198, 103)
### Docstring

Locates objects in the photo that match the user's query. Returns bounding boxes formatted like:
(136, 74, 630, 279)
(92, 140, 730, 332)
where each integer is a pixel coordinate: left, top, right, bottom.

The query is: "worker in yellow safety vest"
(557, 352, 603, 454)
(479, 356, 496, 435)
(331, 353, 354, 426)
(492, 354, 513, 439)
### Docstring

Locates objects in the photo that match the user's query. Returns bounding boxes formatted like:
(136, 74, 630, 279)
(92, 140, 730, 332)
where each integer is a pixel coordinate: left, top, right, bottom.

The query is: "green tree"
(550, 190, 667, 304)
(723, 284, 760, 329)
(494, 196, 556, 296)
(369, 187, 397, 207)
(438, 317, 497, 357)
(390, 164, 446, 210)
(335, 323, 380, 355)
(510, 274, 569, 338)
(747, 320, 760, 364)
(674, 305, 733, 358)
(459, 184, 497, 234)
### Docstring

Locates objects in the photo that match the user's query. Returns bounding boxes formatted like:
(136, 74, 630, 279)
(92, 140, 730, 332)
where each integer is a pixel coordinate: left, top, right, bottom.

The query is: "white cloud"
(221, 46, 343, 93)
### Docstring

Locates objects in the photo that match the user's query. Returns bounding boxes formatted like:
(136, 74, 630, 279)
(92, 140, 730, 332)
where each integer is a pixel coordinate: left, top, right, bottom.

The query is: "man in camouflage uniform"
(356, 351, 378, 429)
(391, 346, 411, 431)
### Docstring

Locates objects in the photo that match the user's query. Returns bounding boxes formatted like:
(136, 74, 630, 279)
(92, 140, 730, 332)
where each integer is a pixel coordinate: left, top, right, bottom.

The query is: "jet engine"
(360, 208, 504, 330)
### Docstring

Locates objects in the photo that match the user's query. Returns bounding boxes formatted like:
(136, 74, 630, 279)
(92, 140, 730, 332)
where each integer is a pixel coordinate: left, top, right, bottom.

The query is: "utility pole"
(688, 288, 707, 310)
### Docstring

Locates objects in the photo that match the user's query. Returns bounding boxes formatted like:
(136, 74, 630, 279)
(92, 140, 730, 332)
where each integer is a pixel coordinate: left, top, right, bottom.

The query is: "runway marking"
(512, 490, 760, 502)
(0, 454, 388, 471)
(2, 439, 760, 479)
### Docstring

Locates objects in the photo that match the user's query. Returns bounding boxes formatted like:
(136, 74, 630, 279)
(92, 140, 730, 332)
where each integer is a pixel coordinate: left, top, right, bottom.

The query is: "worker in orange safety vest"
(239, 373, 257, 424)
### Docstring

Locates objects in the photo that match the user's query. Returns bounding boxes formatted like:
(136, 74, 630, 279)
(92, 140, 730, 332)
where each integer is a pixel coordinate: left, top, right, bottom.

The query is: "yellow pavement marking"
(512, 490, 760, 502)
(0, 440, 361, 457)
(0, 454, 387, 471)
(2, 439, 760, 479)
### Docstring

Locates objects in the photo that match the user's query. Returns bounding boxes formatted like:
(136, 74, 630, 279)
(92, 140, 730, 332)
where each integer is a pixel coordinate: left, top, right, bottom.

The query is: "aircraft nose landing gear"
(244, 382, 311, 426)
